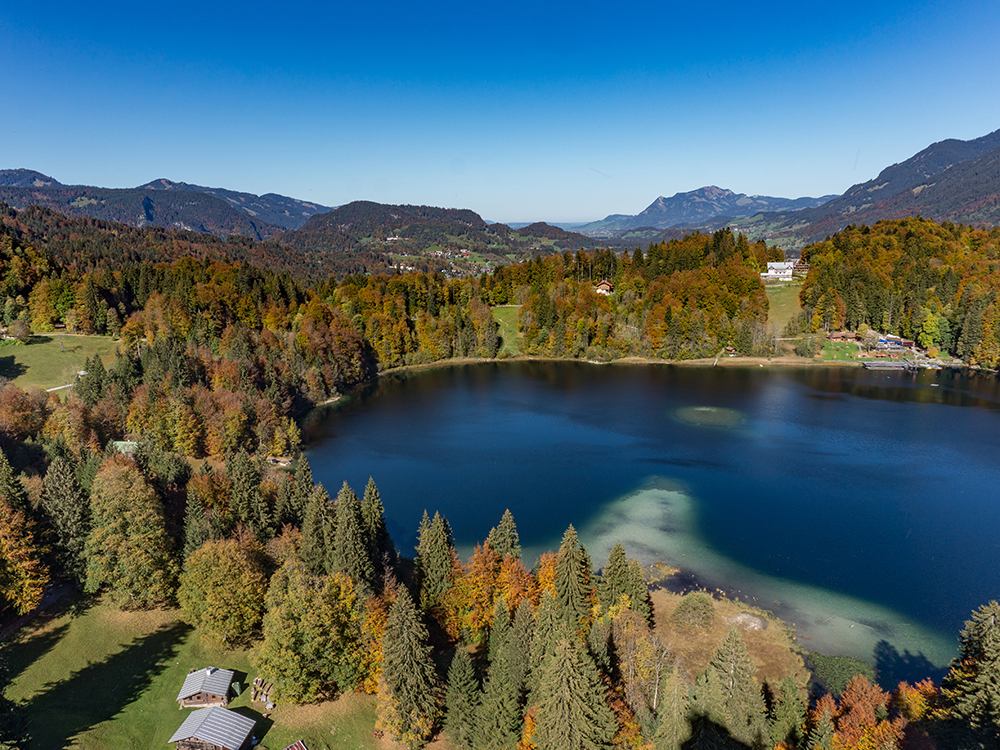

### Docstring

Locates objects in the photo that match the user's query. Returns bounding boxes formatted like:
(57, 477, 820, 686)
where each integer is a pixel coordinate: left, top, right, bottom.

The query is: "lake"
(305, 361, 1000, 678)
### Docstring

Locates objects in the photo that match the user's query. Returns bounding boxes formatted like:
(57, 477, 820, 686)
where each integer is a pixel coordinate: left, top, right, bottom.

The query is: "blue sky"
(2, 1, 999, 223)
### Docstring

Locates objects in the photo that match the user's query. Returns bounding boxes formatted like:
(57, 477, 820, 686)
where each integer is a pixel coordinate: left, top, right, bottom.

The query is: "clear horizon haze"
(2, 0, 999, 224)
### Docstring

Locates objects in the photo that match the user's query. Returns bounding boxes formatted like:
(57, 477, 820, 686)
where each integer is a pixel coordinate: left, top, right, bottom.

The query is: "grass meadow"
(764, 281, 803, 334)
(0, 334, 119, 392)
(492, 305, 521, 356)
(3, 596, 378, 750)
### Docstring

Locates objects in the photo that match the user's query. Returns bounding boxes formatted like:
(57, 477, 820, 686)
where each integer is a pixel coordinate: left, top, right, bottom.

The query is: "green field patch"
(764, 280, 803, 333)
(0, 334, 119, 391)
(819, 339, 862, 362)
(3, 596, 378, 750)
(492, 305, 521, 356)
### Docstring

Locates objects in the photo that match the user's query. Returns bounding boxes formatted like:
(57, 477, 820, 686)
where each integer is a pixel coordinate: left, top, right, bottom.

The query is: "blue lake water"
(305, 361, 1000, 675)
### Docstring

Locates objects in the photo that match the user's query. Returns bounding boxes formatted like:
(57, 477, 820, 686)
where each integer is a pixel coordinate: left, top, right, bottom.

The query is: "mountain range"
(576, 187, 837, 236)
(3, 125, 1000, 258)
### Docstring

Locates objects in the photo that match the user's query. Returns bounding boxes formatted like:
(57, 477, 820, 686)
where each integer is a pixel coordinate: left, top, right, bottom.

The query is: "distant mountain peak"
(0, 169, 62, 188)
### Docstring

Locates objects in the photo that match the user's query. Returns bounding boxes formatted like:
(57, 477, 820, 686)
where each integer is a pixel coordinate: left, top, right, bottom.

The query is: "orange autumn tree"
(443, 542, 501, 643)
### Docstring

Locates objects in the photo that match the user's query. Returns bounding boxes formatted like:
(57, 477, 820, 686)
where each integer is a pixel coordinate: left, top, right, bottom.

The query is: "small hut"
(168, 707, 255, 750)
(176, 667, 235, 708)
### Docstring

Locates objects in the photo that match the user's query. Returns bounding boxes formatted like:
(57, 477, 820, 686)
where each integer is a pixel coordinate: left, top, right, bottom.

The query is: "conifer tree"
(554, 525, 593, 631)
(597, 541, 651, 622)
(182, 490, 213, 559)
(653, 667, 691, 750)
(361, 476, 396, 577)
(475, 632, 522, 750)
(415, 511, 456, 610)
(331, 481, 376, 596)
(766, 675, 806, 748)
(300, 484, 336, 575)
(84, 455, 177, 609)
(444, 647, 480, 750)
(378, 586, 441, 748)
(273, 473, 303, 528)
(226, 449, 272, 539)
(690, 628, 766, 748)
(42, 455, 89, 583)
(532, 638, 617, 750)
(804, 694, 836, 750)
(0, 448, 28, 515)
(489, 595, 512, 663)
(936, 600, 1000, 746)
(528, 591, 571, 699)
(486, 509, 521, 560)
(509, 598, 535, 697)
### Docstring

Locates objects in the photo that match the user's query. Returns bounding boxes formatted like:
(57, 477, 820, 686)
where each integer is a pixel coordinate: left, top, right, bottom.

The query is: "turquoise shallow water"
(306, 361, 1000, 677)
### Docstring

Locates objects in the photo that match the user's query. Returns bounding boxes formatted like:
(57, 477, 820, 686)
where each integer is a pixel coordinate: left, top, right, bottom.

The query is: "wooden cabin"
(168, 707, 255, 750)
(176, 667, 234, 708)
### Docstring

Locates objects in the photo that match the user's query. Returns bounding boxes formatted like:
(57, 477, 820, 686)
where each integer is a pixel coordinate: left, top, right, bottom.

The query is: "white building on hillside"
(761, 262, 794, 281)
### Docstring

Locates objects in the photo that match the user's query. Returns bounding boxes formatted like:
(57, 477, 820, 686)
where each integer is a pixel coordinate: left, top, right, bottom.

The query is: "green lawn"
(3, 596, 379, 750)
(492, 305, 521, 356)
(0, 334, 119, 392)
(765, 281, 803, 333)
(819, 339, 863, 362)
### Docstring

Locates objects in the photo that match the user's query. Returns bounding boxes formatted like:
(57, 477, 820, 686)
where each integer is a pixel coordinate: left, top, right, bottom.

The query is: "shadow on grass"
(23, 621, 192, 749)
(1, 624, 71, 685)
(231, 705, 274, 744)
(0, 354, 27, 380)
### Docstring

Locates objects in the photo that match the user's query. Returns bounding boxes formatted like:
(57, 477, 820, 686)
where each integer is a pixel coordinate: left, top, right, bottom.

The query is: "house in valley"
(176, 667, 235, 708)
(594, 279, 614, 295)
(168, 706, 255, 750)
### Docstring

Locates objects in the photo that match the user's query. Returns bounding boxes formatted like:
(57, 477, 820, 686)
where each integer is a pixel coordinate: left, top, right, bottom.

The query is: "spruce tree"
(486, 509, 521, 560)
(937, 600, 1000, 745)
(378, 586, 441, 748)
(361, 476, 396, 577)
(226, 449, 272, 539)
(293, 455, 314, 505)
(554, 525, 593, 631)
(0, 447, 28, 515)
(182, 489, 213, 559)
(42, 456, 90, 583)
(489, 596, 512, 663)
(692, 628, 766, 748)
(475, 632, 522, 750)
(597, 541, 651, 622)
(528, 591, 571, 699)
(509, 598, 535, 697)
(766, 675, 806, 748)
(532, 638, 617, 750)
(300, 484, 336, 575)
(444, 647, 480, 750)
(273, 473, 303, 528)
(415, 511, 456, 610)
(331, 482, 376, 596)
(653, 667, 691, 750)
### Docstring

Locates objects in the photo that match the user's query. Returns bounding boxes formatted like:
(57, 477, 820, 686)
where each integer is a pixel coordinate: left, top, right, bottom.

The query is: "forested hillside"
(3, 204, 1000, 748)
(795, 217, 1000, 365)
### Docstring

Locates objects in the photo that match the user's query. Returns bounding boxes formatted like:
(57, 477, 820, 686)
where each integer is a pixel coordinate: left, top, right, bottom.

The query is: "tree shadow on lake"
(23, 621, 191, 749)
(873, 639, 947, 689)
(0, 354, 27, 381)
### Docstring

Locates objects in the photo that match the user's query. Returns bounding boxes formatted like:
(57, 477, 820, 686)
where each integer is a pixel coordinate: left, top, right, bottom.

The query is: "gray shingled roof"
(168, 706, 255, 750)
(176, 667, 234, 702)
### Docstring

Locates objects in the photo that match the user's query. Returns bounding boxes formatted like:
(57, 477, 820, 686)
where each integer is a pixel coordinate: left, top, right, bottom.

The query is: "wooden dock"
(862, 360, 917, 371)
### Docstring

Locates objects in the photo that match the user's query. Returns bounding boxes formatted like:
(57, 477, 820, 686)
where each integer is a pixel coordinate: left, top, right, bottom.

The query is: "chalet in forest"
(595, 279, 614, 295)
(176, 667, 235, 708)
(760, 262, 794, 281)
(168, 706, 255, 750)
